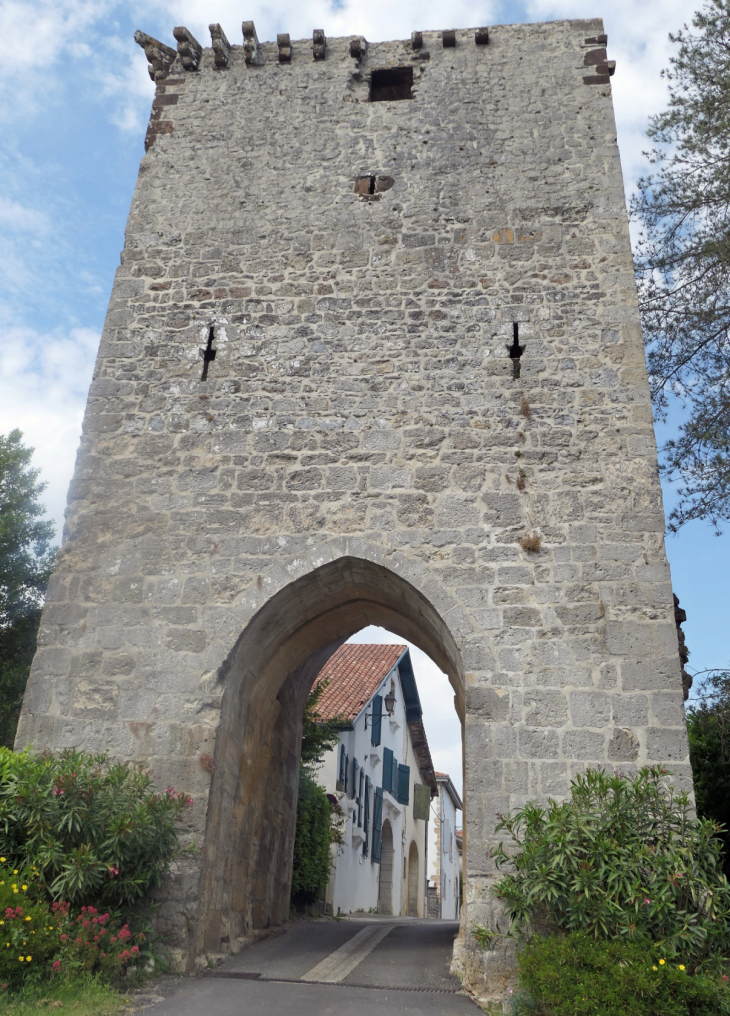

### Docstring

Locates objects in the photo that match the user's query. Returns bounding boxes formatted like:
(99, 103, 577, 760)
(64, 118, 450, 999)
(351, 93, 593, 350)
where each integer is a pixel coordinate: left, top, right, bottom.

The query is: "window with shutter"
(337, 744, 346, 791)
(363, 776, 371, 856)
(344, 752, 350, 794)
(358, 768, 364, 827)
(413, 783, 430, 821)
(391, 752, 399, 797)
(371, 694, 383, 746)
(382, 747, 394, 794)
(351, 758, 359, 800)
(397, 763, 410, 805)
(372, 787, 383, 863)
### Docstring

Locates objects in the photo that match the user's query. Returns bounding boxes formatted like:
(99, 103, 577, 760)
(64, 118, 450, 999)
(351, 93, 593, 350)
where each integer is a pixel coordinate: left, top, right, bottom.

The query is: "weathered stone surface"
(17, 19, 691, 996)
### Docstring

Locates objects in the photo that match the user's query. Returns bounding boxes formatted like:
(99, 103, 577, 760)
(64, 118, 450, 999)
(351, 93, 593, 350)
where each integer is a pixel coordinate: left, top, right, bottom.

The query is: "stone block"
(569, 690, 611, 727)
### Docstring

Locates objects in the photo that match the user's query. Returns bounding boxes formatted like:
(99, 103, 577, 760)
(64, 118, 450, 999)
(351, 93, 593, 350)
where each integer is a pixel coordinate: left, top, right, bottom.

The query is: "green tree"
(632, 0, 730, 532)
(687, 670, 730, 877)
(290, 681, 346, 908)
(0, 430, 55, 746)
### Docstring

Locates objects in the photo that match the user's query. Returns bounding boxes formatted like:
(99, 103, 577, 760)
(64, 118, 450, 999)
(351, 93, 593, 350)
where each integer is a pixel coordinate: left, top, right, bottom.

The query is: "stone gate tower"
(17, 17, 691, 995)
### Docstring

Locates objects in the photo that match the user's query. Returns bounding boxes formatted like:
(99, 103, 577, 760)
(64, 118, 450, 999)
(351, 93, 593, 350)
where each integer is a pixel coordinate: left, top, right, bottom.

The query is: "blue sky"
(0, 0, 727, 783)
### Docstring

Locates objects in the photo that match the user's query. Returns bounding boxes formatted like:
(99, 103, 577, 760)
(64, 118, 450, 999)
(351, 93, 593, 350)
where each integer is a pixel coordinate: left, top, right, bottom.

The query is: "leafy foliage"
(290, 772, 333, 907)
(632, 0, 730, 532)
(0, 431, 55, 748)
(491, 767, 730, 969)
(513, 933, 730, 1016)
(688, 672, 730, 877)
(300, 680, 346, 776)
(0, 748, 193, 911)
(0, 612, 42, 751)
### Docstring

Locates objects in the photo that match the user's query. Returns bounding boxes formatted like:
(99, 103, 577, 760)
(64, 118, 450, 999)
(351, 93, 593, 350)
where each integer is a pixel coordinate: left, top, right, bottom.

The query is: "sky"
(0, 0, 727, 787)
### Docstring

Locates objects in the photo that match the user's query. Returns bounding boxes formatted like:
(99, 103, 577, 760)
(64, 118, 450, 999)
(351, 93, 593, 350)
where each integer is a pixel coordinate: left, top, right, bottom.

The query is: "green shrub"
(492, 766, 730, 969)
(514, 933, 730, 1016)
(290, 772, 333, 907)
(0, 863, 147, 989)
(0, 748, 193, 911)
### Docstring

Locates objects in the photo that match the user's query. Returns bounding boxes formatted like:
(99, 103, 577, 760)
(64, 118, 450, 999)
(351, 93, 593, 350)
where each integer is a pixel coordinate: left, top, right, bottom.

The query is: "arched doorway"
(407, 841, 419, 917)
(193, 555, 465, 958)
(378, 820, 395, 915)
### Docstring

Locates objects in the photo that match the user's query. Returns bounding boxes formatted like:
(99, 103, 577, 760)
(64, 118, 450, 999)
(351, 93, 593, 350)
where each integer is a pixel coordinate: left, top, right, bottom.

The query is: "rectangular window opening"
(370, 66, 413, 102)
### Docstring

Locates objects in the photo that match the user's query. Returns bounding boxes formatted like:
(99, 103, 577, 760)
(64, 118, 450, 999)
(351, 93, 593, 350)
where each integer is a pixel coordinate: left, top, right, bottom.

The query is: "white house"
(427, 771, 462, 920)
(313, 644, 437, 917)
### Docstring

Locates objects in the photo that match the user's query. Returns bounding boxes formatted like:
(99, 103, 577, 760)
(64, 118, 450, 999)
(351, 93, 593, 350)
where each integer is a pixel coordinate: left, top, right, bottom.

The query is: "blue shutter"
(391, 753, 398, 796)
(338, 744, 346, 790)
(372, 787, 383, 863)
(397, 763, 410, 805)
(371, 694, 383, 746)
(358, 767, 364, 827)
(382, 747, 393, 793)
(351, 758, 359, 800)
(363, 776, 370, 856)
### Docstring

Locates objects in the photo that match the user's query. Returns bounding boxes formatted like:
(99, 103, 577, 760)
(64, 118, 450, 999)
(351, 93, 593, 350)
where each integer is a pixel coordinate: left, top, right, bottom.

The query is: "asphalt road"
(135, 918, 482, 1015)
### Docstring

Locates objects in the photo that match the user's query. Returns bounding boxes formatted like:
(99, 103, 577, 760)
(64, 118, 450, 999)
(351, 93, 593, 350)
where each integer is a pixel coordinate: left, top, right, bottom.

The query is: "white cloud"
(0, 199, 49, 234)
(0, 324, 99, 541)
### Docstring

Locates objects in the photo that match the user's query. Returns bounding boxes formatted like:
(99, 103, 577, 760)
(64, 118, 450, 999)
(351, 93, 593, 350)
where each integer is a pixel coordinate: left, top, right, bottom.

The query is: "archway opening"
(407, 841, 419, 917)
(378, 819, 395, 915)
(192, 556, 466, 957)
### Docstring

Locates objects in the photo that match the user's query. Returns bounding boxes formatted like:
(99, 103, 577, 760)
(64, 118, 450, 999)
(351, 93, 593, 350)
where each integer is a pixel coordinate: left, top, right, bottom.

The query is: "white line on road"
(301, 923, 395, 983)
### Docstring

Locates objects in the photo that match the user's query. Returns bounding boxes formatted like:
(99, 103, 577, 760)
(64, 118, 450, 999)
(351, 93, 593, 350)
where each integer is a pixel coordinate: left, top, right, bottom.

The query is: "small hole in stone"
(370, 67, 413, 102)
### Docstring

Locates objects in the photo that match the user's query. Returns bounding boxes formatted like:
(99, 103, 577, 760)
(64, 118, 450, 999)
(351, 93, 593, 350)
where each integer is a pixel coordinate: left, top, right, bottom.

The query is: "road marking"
(301, 923, 395, 983)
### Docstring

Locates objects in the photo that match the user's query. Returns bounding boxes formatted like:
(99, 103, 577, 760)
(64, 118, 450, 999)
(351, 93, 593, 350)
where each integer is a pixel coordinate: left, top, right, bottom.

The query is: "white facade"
(316, 657, 433, 918)
(427, 773, 462, 920)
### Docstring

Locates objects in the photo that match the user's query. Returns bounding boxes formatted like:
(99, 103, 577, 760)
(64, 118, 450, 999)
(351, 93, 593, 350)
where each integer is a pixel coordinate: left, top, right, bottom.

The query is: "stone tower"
(17, 17, 691, 994)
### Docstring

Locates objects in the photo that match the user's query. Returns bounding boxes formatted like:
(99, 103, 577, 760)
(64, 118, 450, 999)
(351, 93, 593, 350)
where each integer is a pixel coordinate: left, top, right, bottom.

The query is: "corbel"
(277, 33, 292, 63)
(242, 21, 261, 66)
(313, 29, 326, 61)
(209, 23, 231, 68)
(349, 37, 367, 60)
(173, 27, 202, 71)
(134, 30, 177, 82)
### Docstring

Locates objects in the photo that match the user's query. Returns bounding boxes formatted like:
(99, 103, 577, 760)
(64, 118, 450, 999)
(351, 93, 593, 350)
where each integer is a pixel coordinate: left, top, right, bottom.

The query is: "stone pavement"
(131, 918, 484, 1015)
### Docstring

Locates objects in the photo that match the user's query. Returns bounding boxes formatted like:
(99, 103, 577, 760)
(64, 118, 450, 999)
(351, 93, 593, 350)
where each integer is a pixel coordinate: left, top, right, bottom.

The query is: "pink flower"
(108, 866, 119, 877)
(51, 961, 61, 973)
(131, 946, 139, 955)
(60, 934, 67, 942)
(644, 899, 651, 905)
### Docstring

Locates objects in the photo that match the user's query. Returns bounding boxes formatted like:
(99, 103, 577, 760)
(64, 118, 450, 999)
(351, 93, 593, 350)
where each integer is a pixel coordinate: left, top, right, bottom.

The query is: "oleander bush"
(0, 747, 193, 911)
(490, 767, 730, 971)
(511, 933, 730, 1016)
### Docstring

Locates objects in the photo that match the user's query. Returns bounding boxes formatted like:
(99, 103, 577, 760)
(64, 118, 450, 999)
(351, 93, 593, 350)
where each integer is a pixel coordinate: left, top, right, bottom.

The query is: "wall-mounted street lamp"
(364, 688, 396, 729)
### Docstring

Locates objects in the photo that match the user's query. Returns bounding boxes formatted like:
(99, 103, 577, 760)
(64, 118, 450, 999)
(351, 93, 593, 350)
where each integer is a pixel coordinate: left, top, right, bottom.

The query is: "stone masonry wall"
(17, 18, 690, 995)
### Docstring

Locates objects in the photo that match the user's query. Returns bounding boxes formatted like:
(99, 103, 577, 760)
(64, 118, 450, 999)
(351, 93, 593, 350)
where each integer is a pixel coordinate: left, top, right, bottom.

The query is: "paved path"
(135, 918, 482, 1015)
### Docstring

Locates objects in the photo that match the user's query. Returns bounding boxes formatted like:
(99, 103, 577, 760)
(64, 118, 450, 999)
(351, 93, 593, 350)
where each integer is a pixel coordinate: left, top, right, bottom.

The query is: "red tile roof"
(313, 644, 407, 722)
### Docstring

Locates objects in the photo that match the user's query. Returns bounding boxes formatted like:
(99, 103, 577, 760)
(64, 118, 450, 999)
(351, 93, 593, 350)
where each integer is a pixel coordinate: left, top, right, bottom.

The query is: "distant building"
(313, 644, 437, 917)
(427, 772, 462, 920)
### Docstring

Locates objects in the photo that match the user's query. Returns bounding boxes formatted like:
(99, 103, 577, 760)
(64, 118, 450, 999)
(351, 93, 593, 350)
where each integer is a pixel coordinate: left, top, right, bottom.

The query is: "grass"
(0, 976, 129, 1016)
